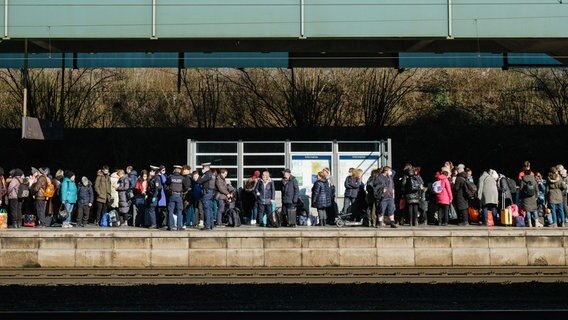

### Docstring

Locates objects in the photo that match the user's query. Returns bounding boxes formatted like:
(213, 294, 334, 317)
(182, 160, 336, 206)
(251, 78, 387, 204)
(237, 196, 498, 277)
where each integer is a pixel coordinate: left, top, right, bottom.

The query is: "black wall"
(1, 125, 566, 183)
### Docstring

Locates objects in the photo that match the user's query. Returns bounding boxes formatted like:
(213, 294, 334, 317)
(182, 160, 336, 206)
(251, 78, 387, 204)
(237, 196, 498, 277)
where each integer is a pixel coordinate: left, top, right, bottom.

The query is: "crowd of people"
(0, 160, 566, 230)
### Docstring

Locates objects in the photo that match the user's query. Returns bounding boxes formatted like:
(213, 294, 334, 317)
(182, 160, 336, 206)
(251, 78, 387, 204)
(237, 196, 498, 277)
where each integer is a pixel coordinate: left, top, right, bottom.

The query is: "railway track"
(1, 266, 567, 285)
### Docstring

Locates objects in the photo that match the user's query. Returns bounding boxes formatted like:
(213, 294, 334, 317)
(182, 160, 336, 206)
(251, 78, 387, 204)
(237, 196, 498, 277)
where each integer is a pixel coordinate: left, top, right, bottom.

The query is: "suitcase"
(287, 207, 297, 227)
(500, 193, 512, 226)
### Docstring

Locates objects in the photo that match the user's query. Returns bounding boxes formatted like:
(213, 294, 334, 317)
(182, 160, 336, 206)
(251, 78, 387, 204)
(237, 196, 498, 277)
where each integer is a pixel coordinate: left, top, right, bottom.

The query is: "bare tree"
(226, 68, 346, 128)
(0, 68, 118, 128)
(520, 68, 568, 125)
(354, 68, 419, 128)
(181, 69, 226, 129)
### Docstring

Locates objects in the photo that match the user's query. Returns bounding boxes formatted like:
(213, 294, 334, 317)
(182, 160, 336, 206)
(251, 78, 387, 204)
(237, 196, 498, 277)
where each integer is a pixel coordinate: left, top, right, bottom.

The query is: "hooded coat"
(116, 174, 131, 214)
(520, 174, 539, 212)
(94, 170, 112, 204)
(478, 170, 499, 206)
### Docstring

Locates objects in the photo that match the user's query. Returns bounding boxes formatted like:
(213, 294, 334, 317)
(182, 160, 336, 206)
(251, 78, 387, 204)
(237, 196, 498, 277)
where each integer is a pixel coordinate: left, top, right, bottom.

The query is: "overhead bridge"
(0, 0, 566, 68)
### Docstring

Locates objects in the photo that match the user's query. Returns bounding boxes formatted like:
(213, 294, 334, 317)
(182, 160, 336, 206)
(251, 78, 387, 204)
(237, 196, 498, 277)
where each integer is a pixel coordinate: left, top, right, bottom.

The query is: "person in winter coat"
(376, 166, 398, 228)
(311, 171, 331, 226)
(215, 168, 232, 227)
(365, 168, 381, 227)
(94, 166, 112, 226)
(547, 166, 565, 227)
(436, 168, 453, 226)
(108, 171, 120, 211)
(7, 169, 25, 228)
(76, 176, 94, 227)
(341, 168, 361, 215)
(116, 169, 131, 227)
(133, 170, 148, 227)
(452, 165, 471, 226)
(255, 171, 275, 227)
(401, 164, 424, 226)
(190, 171, 203, 227)
(60, 170, 78, 228)
(243, 170, 261, 225)
(520, 170, 541, 227)
(281, 169, 299, 226)
(497, 174, 514, 208)
(477, 169, 499, 226)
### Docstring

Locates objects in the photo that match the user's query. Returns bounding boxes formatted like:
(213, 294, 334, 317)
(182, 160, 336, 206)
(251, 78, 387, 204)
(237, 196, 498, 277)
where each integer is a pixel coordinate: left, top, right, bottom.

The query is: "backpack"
(268, 208, 281, 228)
(108, 210, 119, 227)
(432, 180, 443, 194)
(225, 207, 241, 227)
(506, 177, 517, 193)
(17, 179, 30, 199)
(100, 212, 110, 227)
(44, 182, 55, 198)
(521, 180, 536, 197)
(464, 180, 477, 199)
(405, 175, 421, 193)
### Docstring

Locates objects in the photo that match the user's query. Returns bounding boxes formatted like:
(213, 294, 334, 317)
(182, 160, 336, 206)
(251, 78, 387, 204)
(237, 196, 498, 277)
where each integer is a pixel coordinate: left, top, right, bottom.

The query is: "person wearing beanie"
(76, 176, 93, 228)
(60, 171, 77, 228)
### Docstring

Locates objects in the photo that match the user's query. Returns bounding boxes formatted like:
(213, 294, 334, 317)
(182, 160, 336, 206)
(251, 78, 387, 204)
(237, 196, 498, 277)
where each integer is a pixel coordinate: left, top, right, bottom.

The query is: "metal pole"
(447, 0, 453, 39)
(4, 0, 8, 39)
(237, 140, 244, 189)
(23, 38, 28, 118)
(151, 0, 157, 39)
(300, 0, 306, 39)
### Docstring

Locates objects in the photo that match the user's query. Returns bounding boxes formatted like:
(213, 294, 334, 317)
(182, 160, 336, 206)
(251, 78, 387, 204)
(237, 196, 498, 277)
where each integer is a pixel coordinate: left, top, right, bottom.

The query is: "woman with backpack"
(520, 169, 541, 227)
(435, 168, 453, 226)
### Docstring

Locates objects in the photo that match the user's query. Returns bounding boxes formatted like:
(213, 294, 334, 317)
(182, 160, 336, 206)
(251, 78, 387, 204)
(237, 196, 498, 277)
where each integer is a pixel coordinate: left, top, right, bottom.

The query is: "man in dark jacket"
(281, 169, 299, 226)
(376, 166, 397, 228)
(76, 176, 94, 227)
(197, 162, 216, 230)
(166, 165, 185, 231)
(452, 164, 470, 226)
(146, 165, 162, 229)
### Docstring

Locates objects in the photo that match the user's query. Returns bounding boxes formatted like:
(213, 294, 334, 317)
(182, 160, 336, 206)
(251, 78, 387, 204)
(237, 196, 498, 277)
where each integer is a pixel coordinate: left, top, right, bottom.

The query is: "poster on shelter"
(291, 155, 331, 197)
(337, 154, 380, 197)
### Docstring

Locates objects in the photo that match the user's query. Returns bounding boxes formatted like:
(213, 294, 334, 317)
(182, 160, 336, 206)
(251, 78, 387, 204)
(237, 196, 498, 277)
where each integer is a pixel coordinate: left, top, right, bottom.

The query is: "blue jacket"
(281, 176, 299, 204)
(77, 182, 94, 205)
(344, 175, 361, 198)
(158, 174, 167, 207)
(128, 170, 138, 190)
(311, 178, 332, 209)
(255, 179, 275, 205)
(61, 177, 78, 204)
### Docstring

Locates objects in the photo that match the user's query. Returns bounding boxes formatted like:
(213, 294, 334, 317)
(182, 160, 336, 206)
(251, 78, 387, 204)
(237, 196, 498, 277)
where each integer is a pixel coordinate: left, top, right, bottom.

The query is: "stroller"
(334, 196, 368, 228)
(335, 210, 367, 227)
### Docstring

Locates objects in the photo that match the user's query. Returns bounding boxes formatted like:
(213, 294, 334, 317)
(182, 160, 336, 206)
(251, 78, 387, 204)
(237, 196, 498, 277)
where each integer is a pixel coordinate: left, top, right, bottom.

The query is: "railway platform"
(0, 226, 567, 285)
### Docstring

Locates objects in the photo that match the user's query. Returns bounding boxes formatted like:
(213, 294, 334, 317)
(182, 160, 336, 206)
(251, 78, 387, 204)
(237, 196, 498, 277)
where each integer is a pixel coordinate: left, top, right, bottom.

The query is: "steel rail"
(1, 266, 567, 286)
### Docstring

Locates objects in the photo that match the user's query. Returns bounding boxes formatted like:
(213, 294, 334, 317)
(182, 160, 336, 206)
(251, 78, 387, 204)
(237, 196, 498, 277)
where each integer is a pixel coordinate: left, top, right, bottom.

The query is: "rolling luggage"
(287, 207, 297, 227)
(500, 194, 512, 226)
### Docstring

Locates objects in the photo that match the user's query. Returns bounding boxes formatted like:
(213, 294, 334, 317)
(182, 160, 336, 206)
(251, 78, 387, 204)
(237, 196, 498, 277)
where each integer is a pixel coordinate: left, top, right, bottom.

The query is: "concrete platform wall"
(0, 229, 566, 268)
